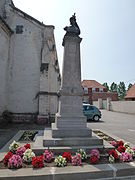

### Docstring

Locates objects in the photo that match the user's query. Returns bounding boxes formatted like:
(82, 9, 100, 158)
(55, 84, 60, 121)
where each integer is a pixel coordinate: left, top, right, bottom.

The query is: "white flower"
(23, 149, 35, 163)
(109, 155, 115, 163)
(9, 140, 19, 152)
(124, 142, 130, 149)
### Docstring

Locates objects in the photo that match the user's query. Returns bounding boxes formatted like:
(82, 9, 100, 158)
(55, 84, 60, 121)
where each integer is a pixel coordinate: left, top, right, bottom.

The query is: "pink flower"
(43, 150, 53, 163)
(132, 147, 135, 153)
(8, 155, 22, 169)
(90, 149, 100, 159)
(72, 153, 82, 166)
(16, 147, 26, 157)
(120, 152, 133, 162)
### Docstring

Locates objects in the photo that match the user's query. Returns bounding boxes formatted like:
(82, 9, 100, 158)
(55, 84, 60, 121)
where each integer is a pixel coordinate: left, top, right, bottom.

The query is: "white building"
(0, 0, 61, 123)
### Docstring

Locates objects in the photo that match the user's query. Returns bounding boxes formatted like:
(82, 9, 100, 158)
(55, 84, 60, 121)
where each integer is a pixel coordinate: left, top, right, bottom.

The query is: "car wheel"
(93, 115, 100, 122)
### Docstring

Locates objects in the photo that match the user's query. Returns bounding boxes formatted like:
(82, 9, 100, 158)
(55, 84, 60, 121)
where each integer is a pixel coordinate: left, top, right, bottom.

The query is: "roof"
(0, 15, 13, 35)
(82, 80, 106, 89)
(125, 84, 135, 99)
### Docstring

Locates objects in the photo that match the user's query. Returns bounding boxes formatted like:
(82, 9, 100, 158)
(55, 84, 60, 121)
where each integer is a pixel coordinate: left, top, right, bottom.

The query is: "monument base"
(43, 128, 103, 148)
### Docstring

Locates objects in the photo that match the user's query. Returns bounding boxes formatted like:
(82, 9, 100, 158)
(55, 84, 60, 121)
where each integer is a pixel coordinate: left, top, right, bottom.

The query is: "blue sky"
(13, 0, 135, 87)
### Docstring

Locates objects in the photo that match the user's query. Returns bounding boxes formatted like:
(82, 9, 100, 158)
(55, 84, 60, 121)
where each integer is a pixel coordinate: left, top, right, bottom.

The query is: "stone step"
(33, 145, 105, 155)
(52, 123, 92, 138)
(43, 129, 103, 147)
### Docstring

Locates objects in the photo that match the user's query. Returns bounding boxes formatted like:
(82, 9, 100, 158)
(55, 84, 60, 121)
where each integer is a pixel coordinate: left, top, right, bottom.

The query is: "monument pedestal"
(43, 27, 103, 149)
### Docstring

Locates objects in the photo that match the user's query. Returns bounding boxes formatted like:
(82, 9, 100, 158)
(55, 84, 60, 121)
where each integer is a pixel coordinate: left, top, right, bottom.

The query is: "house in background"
(125, 84, 135, 101)
(82, 80, 118, 104)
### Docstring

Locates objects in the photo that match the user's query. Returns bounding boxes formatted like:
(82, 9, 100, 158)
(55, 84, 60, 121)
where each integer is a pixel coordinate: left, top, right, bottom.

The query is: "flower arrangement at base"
(32, 156, 44, 168)
(124, 142, 130, 149)
(110, 141, 118, 148)
(90, 149, 100, 160)
(43, 150, 53, 163)
(72, 153, 82, 166)
(8, 155, 22, 169)
(55, 156, 67, 167)
(24, 143, 31, 149)
(77, 149, 87, 161)
(3, 151, 13, 166)
(89, 149, 100, 164)
(109, 149, 118, 160)
(120, 152, 133, 162)
(125, 147, 135, 158)
(109, 155, 115, 163)
(23, 149, 35, 163)
(117, 140, 124, 147)
(118, 146, 126, 153)
(16, 147, 26, 157)
(90, 155, 99, 164)
(62, 151, 71, 162)
(9, 141, 19, 153)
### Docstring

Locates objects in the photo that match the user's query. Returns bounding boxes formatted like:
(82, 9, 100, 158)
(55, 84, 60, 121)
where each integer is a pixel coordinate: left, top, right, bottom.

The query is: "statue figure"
(64, 13, 81, 36)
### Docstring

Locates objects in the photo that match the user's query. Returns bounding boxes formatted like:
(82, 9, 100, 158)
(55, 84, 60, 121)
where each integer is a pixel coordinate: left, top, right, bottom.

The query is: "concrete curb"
(1, 162, 135, 180)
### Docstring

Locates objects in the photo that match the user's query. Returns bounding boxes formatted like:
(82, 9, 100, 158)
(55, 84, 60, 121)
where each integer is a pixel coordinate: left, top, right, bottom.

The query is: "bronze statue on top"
(64, 13, 81, 36)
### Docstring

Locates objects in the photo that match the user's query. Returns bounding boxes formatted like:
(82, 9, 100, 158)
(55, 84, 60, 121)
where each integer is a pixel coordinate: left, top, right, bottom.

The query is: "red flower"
(32, 156, 44, 168)
(117, 140, 124, 147)
(62, 151, 71, 162)
(118, 146, 126, 153)
(109, 149, 118, 160)
(3, 151, 13, 166)
(24, 143, 31, 149)
(90, 155, 99, 164)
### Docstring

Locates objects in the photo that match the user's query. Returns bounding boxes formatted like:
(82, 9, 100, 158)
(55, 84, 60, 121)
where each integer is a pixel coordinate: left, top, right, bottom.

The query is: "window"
(16, 25, 23, 34)
(84, 87, 88, 94)
(99, 88, 103, 92)
(92, 88, 96, 92)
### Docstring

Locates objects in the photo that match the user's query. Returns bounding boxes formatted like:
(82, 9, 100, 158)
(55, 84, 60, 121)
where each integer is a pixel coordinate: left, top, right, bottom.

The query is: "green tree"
(127, 83, 133, 91)
(102, 82, 109, 91)
(117, 82, 126, 100)
(110, 82, 117, 92)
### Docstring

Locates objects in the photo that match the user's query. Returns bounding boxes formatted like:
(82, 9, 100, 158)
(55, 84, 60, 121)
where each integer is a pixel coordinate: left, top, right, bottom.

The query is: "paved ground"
(88, 110, 135, 146)
(0, 110, 135, 150)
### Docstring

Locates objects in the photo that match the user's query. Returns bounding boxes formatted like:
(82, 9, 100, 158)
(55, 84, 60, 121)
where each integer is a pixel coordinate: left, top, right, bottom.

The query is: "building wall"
(0, 24, 10, 114)
(110, 101, 135, 114)
(0, 2, 60, 123)
(92, 92, 118, 101)
(6, 8, 41, 113)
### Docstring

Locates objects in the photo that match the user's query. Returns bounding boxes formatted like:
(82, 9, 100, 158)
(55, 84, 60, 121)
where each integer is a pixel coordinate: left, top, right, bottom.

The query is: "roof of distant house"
(125, 84, 135, 99)
(82, 80, 106, 89)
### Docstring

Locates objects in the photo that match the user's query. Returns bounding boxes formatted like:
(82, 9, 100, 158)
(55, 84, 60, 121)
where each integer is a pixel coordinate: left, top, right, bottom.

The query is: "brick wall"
(92, 92, 118, 101)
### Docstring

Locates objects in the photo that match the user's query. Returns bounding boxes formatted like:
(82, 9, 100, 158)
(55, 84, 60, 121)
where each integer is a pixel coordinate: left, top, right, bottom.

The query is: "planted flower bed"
(19, 131, 38, 142)
(0, 139, 135, 170)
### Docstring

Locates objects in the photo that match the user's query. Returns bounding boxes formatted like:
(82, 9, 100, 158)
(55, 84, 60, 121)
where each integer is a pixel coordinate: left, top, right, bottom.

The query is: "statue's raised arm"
(64, 13, 81, 36)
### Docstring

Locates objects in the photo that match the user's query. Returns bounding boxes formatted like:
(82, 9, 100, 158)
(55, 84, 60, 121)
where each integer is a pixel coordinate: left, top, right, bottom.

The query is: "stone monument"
(43, 14, 103, 150)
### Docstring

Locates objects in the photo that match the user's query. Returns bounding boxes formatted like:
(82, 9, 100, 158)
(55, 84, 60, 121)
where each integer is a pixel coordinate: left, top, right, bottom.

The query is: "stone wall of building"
(0, 22, 10, 114)
(0, 1, 61, 123)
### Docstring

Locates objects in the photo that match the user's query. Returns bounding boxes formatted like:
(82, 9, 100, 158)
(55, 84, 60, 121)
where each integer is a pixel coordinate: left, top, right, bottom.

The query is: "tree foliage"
(102, 82, 109, 91)
(127, 83, 133, 91)
(117, 82, 126, 100)
(110, 82, 117, 92)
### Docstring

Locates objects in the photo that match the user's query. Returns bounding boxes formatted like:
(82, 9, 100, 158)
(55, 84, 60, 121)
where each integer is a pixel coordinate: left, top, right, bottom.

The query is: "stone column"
(52, 35, 91, 138)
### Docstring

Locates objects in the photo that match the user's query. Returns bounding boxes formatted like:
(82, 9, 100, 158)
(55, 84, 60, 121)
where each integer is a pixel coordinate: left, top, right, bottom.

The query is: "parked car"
(83, 103, 101, 121)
